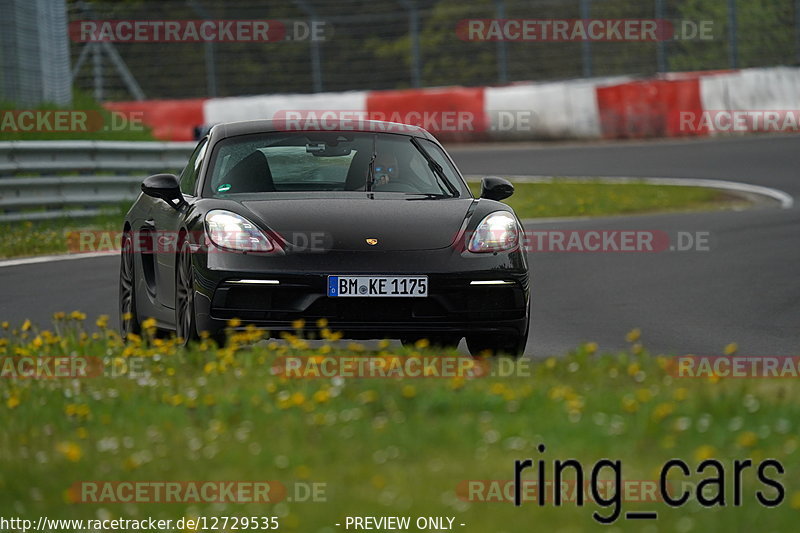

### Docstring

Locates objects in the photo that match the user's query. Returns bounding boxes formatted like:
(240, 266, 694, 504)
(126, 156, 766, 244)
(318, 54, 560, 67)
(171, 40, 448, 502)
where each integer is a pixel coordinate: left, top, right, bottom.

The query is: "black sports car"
(119, 119, 530, 356)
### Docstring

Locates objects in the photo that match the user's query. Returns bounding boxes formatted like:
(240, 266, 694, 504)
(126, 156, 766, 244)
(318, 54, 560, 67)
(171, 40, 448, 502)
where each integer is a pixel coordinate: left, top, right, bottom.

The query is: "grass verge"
(0, 181, 740, 260)
(0, 319, 798, 531)
(468, 179, 741, 218)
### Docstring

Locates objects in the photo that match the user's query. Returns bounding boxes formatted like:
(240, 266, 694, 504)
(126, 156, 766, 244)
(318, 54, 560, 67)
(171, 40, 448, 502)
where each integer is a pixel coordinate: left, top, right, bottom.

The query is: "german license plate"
(327, 275, 428, 297)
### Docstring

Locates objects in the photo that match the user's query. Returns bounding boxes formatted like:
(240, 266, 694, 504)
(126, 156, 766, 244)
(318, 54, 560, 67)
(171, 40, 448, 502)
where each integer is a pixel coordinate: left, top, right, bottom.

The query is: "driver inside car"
(372, 153, 399, 187)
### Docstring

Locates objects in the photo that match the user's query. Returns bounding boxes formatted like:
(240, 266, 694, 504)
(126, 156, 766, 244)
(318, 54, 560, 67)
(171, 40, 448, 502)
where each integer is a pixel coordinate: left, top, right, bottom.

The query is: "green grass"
(0, 207, 125, 258)
(0, 92, 155, 141)
(0, 322, 798, 531)
(469, 180, 737, 219)
(0, 181, 740, 260)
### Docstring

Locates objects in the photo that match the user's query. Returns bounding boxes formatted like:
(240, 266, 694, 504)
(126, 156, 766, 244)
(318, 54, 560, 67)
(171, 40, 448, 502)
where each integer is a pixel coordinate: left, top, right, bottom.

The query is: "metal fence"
(67, 0, 800, 102)
(0, 0, 72, 106)
(0, 141, 194, 222)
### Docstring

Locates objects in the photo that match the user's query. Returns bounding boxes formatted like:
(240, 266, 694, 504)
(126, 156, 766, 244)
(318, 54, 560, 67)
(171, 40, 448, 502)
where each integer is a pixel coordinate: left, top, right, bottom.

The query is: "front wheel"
(466, 332, 527, 358)
(175, 239, 198, 345)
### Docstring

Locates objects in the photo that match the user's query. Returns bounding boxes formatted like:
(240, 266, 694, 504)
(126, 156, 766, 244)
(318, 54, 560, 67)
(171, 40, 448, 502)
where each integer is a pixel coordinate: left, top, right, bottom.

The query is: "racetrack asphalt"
(1, 134, 798, 357)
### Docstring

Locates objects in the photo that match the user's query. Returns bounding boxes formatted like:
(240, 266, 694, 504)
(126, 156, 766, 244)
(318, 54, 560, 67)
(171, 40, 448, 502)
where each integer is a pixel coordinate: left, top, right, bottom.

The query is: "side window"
(179, 139, 208, 195)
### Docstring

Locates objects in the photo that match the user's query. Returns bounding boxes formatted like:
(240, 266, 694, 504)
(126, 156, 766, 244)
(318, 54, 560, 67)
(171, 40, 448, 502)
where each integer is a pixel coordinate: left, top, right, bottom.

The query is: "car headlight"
(205, 210, 273, 253)
(468, 211, 520, 253)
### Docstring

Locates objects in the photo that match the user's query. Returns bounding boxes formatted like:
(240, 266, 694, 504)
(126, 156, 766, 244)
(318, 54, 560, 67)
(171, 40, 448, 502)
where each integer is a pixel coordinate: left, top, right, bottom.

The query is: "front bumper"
(191, 246, 530, 340)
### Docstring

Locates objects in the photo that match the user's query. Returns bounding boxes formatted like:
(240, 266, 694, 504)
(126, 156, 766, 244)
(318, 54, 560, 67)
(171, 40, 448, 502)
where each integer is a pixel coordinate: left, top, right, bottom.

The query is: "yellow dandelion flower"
(490, 383, 506, 395)
(292, 319, 306, 330)
(401, 385, 417, 398)
(450, 376, 465, 390)
(359, 390, 378, 403)
(295, 465, 311, 479)
(313, 390, 330, 403)
(52, 312, 66, 321)
(21, 319, 32, 332)
(1, 321, 8, 329)
(56, 441, 83, 462)
(95, 315, 109, 329)
(673, 387, 688, 401)
(736, 431, 758, 448)
(651, 402, 675, 421)
(584, 342, 598, 355)
(724, 342, 738, 356)
(545, 357, 557, 369)
(621, 395, 638, 413)
(693, 445, 717, 462)
(316, 318, 328, 328)
(6, 395, 20, 409)
(627, 363, 641, 376)
(635, 388, 653, 403)
(227, 318, 242, 328)
(414, 338, 430, 349)
(625, 328, 641, 343)
(69, 311, 86, 321)
(290, 392, 306, 406)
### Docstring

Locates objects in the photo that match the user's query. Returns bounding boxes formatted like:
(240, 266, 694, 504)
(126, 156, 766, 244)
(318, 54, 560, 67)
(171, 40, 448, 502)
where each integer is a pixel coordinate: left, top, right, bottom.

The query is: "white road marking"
(0, 252, 111, 268)
(467, 175, 794, 209)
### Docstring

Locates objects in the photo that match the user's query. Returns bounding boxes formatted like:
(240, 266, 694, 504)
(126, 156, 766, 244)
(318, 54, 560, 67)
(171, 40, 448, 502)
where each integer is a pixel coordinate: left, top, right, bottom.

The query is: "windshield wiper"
(405, 193, 452, 199)
(365, 133, 377, 192)
(409, 137, 459, 197)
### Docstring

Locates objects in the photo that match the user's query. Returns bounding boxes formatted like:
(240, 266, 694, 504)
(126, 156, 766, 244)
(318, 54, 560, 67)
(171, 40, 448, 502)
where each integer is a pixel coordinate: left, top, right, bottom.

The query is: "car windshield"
(203, 131, 468, 198)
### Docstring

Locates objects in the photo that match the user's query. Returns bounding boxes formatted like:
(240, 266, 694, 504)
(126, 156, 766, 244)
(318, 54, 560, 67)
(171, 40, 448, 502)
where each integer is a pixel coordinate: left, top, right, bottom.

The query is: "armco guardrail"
(0, 141, 195, 222)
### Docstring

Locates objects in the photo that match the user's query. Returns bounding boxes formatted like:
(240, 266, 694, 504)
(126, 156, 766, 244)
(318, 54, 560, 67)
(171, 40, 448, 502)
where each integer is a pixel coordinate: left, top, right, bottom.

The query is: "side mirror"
(142, 174, 185, 208)
(480, 176, 514, 201)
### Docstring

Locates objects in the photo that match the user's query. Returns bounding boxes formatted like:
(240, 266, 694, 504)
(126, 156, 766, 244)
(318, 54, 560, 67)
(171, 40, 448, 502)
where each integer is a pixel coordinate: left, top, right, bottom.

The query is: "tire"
(175, 239, 199, 345)
(119, 231, 141, 340)
(466, 332, 528, 358)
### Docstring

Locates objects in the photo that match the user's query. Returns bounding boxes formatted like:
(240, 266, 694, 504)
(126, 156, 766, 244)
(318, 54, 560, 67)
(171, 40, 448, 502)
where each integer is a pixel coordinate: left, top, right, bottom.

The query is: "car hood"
(241, 197, 475, 252)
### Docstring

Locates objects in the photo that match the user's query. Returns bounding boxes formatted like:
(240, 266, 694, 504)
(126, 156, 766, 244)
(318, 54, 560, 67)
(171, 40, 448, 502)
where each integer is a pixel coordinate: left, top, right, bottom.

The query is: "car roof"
(206, 119, 438, 144)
